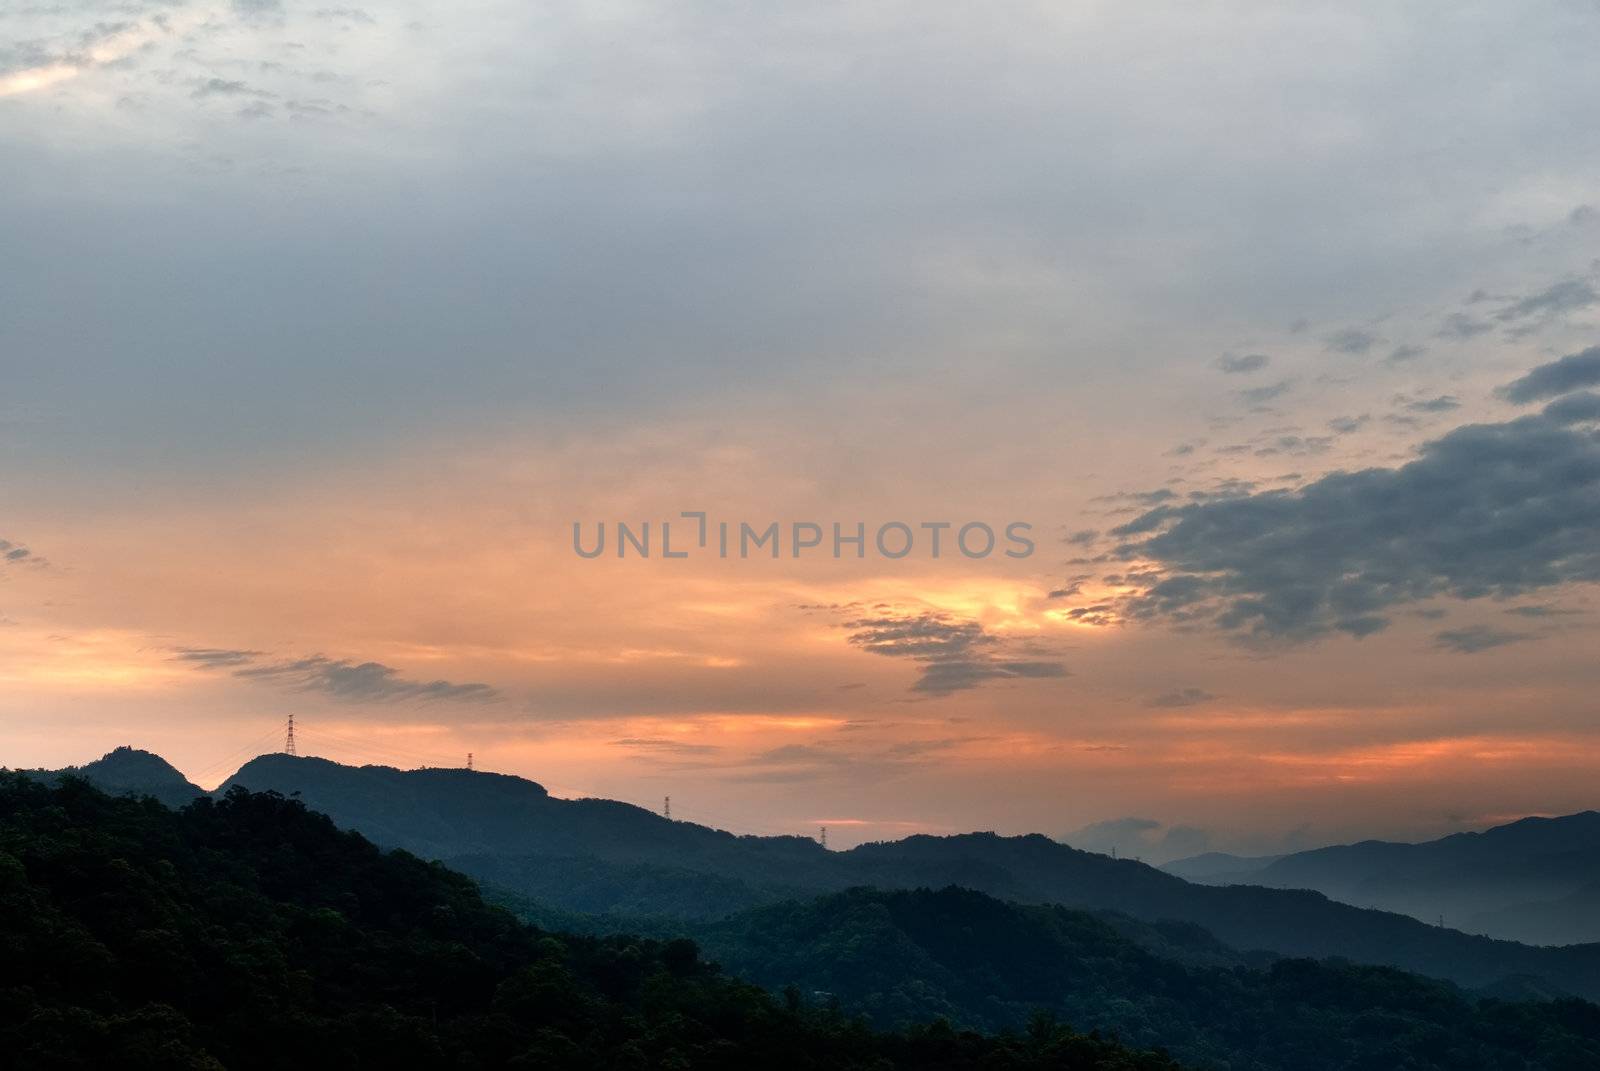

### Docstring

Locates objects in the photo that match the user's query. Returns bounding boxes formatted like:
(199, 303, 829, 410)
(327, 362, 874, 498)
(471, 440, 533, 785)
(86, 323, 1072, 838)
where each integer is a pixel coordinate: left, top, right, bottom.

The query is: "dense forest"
(681, 887, 1600, 1070)
(0, 772, 1176, 1070)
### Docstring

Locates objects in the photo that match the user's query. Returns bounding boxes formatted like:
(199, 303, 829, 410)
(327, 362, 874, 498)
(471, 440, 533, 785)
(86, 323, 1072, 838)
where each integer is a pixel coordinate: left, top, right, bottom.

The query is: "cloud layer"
(176, 647, 498, 703)
(1101, 353, 1600, 642)
(844, 611, 1067, 695)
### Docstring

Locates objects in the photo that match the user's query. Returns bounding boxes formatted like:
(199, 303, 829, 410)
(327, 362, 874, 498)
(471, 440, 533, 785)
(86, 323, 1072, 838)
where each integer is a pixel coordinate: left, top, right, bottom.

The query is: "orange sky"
(4, 0, 1600, 858)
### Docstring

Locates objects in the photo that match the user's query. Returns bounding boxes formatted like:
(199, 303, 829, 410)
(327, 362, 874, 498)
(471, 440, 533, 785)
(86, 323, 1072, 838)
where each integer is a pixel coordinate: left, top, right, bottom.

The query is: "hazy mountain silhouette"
(1164, 812, 1600, 944)
(218, 752, 1600, 1001)
(14, 745, 205, 809)
(1161, 851, 1284, 882)
(1468, 882, 1600, 947)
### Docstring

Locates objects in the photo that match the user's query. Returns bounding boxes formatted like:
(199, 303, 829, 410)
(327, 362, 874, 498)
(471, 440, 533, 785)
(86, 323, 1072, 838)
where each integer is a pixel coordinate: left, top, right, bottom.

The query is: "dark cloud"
(181, 647, 499, 703)
(192, 78, 273, 99)
(1147, 687, 1217, 708)
(0, 538, 43, 568)
(1387, 344, 1427, 362)
(1252, 434, 1330, 457)
(1403, 394, 1461, 413)
(1543, 391, 1600, 425)
(1499, 347, 1600, 403)
(1096, 384, 1600, 643)
(235, 656, 499, 703)
(1237, 379, 1294, 405)
(1328, 414, 1370, 434)
(171, 646, 260, 668)
(1215, 353, 1270, 374)
(1434, 626, 1530, 654)
(844, 611, 1067, 695)
(1503, 604, 1582, 618)
(1063, 528, 1099, 546)
(1495, 280, 1598, 322)
(1325, 328, 1379, 355)
(1436, 313, 1492, 340)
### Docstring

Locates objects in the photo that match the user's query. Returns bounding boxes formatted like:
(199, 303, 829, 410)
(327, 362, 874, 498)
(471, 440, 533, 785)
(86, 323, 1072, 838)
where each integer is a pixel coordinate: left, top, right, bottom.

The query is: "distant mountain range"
(21, 747, 1600, 1001)
(1164, 813, 1600, 945)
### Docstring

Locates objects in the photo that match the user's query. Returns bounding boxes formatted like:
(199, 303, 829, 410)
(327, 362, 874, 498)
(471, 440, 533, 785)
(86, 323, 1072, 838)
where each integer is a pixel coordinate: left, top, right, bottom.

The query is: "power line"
(187, 724, 286, 784)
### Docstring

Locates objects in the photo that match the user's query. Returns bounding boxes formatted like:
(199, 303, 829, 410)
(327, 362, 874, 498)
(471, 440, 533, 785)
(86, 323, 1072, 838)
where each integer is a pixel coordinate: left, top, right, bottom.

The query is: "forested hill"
(0, 772, 1177, 1070)
(16, 746, 204, 809)
(220, 753, 1600, 1001)
(684, 886, 1600, 1070)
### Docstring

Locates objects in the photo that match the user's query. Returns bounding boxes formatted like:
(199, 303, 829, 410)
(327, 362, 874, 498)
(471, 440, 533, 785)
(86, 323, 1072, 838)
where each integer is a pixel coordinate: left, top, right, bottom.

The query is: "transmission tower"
(284, 714, 298, 756)
(663, 795, 672, 820)
(819, 825, 828, 850)
(466, 752, 473, 771)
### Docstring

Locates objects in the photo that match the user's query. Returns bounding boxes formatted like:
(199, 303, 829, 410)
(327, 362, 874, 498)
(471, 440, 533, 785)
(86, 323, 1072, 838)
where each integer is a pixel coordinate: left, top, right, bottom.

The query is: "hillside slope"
(0, 772, 1176, 1070)
(687, 885, 1600, 1070)
(217, 754, 1600, 1000)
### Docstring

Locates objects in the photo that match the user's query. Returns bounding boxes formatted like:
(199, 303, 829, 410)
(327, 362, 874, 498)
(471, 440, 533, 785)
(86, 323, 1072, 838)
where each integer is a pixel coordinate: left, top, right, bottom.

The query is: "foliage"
(0, 774, 1176, 1070)
(685, 886, 1600, 1070)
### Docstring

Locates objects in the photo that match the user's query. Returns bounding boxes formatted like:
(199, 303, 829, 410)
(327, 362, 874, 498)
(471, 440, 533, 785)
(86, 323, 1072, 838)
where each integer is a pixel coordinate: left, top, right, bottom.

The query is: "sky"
(4, 0, 1600, 857)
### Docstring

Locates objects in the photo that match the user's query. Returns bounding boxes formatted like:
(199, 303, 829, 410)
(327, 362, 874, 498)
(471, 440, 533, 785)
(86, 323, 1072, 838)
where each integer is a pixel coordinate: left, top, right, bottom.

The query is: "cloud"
(1236, 379, 1293, 405)
(844, 611, 1067, 695)
(612, 737, 720, 756)
(1215, 353, 1270, 374)
(1402, 394, 1461, 413)
(731, 737, 972, 784)
(181, 647, 499, 703)
(1543, 392, 1600, 425)
(1436, 314, 1492, 340)
(1325, 328, 1379, 355)
(192, 78, 272, 100)
(1499, 346, 1600, 403)
(0, 538, 45, 568)
(1095, 377, 1600, 643)
(171, 646, 260, 668)
(1147, 687, 1217, 708)
(1434, 625, 1530, 654)
(1502, 604, 1582, 618)
(1387, 344, 1427, 362)
(1495, 280, 1598, 322)
(1328, 414, 1369, 434)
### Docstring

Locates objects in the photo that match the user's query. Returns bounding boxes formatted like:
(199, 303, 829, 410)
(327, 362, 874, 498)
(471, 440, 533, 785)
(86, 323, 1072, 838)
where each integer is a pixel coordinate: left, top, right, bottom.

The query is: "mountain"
(1468, 883, 1600, 947)
(14, 746, 205, 809)
(1166, 812, 1600, 944)
(1159, 851, 1279, 883)
(219, 753, 1600, 1001)
(681, 885, 1600, 1070)
(0, 771, 1177, 1070)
